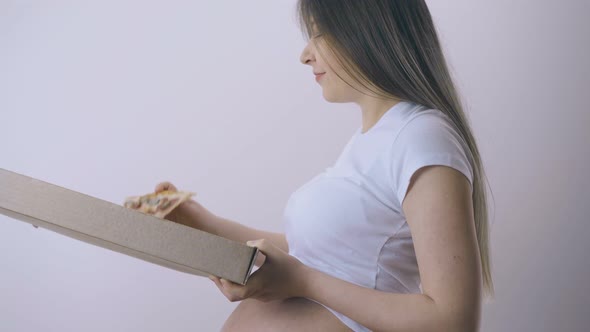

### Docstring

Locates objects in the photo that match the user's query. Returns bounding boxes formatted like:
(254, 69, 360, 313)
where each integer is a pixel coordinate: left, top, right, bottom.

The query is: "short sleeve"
(389, 112, 473, 206)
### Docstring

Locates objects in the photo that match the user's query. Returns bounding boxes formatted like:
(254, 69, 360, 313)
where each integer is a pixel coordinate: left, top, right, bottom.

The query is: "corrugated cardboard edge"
(0, 168, 258, 285)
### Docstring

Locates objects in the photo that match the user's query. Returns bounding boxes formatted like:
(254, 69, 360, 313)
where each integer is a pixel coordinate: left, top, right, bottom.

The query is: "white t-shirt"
(283, 100, 474, 332)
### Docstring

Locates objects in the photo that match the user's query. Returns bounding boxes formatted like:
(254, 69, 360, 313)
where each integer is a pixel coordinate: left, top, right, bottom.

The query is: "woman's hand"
(153, 181, 189, 222)
(153, 181, 217, 229)
(209, 239, 309, 303)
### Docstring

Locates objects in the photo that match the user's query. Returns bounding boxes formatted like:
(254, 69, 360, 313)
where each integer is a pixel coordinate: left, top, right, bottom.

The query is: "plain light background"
(1, 1, 588, 331)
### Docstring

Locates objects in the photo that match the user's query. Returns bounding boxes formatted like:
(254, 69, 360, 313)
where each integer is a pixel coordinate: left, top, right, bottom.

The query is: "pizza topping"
(160, 198, 179, 210)
(159, 197, 171, 210)
(124, 190, 196, 218)
(146, 197, 160, 206)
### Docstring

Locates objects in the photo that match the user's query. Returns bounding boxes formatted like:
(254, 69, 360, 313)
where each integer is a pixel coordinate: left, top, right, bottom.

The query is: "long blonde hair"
(297, 0, 495, 299)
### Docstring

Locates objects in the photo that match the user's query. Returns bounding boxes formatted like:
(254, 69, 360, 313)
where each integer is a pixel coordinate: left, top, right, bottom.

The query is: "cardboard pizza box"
(0, 168, 258, 285)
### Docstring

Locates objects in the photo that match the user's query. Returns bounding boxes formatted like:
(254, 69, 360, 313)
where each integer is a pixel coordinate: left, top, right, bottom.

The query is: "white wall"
(0, 1, 588, 331)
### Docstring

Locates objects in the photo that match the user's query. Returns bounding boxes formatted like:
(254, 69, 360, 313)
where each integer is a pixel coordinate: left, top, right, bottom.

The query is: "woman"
(154, 1, 494, 331)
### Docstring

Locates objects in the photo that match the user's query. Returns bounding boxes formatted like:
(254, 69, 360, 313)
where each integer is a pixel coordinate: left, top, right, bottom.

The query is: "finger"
(126, 200, 141, 209)
(220, 278, 240, 290)
(209, 276, 234, 300)
(209, 275, 223, 289)
(155, 182, 177, 193)
(246, 239, 279, 260)
(155, 182, 169, 193)
(220, 278, 250, 302)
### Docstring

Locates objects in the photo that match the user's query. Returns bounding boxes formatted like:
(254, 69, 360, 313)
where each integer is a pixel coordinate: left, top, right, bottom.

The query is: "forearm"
(212, 215, 288, 252)
(300, 266, 475, 332)
(181, 200, 288, 251)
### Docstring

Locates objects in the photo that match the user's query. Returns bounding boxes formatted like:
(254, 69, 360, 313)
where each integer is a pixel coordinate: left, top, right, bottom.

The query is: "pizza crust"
(124, 190, 196, 218)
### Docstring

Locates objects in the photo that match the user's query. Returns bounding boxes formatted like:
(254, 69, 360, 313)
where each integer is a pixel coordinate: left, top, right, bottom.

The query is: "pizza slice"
(124, 190, 196, 219)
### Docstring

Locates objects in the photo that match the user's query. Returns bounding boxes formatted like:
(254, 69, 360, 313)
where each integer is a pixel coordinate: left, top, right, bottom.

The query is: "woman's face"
(299, 34, 364, 103)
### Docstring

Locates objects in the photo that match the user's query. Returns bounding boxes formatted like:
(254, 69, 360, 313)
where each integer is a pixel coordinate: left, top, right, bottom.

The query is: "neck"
(357, 96, 401, 134)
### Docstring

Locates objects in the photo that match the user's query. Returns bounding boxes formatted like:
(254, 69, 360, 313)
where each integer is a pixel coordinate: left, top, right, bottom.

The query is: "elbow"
(437, 310, 480, 332)
(442, 321, 479, 332)
(425, 300, 480, 332)
(383, 306, 479, 332)
(446, 321, 479, 332)
(433, 294, 481, 332)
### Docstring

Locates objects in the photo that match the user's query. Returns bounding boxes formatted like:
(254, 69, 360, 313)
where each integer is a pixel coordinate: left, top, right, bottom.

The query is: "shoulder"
(388, 109, 473, 206)
(393, 109, 465, 152)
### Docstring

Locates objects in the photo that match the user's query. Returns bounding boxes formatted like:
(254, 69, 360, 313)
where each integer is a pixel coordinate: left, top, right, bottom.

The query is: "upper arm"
(402, 165, 482, 329)
(389, 113, 473, 207)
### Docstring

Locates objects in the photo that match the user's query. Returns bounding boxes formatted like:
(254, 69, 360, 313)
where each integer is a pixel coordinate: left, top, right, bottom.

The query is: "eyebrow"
(310, 23, 320, 36)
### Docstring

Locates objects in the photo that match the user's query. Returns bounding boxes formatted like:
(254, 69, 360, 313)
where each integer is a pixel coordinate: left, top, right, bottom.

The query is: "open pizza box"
(0, 168, 259, 285)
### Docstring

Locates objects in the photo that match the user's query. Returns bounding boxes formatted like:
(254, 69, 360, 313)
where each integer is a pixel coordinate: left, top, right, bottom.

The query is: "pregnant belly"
(220, 297, 352, 332)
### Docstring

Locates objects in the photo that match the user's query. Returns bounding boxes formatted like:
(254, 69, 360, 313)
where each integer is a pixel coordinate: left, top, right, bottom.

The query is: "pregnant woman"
(151, 1, 494, 331)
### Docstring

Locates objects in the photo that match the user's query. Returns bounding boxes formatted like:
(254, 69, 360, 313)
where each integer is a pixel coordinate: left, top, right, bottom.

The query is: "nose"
(299, 42, 314, 66)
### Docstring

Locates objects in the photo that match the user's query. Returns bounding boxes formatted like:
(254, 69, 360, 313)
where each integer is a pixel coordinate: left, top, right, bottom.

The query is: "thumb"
(246, 239, 279, 258)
